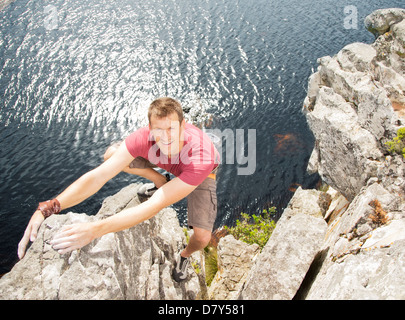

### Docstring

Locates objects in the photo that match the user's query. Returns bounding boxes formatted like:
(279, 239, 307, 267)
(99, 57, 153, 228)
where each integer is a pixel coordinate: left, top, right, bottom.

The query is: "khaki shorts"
(187, 177, 217, 231)
(129, 156, 218, 232)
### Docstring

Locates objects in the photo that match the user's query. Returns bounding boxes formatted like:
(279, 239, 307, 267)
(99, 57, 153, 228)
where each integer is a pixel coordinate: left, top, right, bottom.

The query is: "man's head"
(148, 97, 184, 124)
(148, 97, 185, 157)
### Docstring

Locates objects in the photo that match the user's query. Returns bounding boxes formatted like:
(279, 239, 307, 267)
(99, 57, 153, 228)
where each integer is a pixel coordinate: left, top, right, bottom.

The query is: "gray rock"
(302, 10, 405, 200)
(238, 188, 327, 300)
(289, 183, 405, 300)
(305, 86, 384, 200)
(296, 8, 405, 300)
(363, 219, 405, 249)
(364, 8, 405, 37)
(372, 19, 405, 97)
(336, 43, 377, 73)
(208, 235, 260, 300)
(305, 240, 405, 300)
(0, 183, 201, 300)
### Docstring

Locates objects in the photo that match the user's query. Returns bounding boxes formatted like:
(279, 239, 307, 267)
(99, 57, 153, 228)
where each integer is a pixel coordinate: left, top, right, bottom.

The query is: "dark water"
(1, 0, 404, 273)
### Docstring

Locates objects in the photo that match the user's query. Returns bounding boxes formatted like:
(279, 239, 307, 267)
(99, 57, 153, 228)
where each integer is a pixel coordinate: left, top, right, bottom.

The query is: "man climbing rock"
(18, 97, 220, 282)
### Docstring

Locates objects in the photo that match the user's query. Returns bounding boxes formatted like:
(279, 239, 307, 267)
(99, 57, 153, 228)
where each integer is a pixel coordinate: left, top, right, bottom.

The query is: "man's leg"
(183, 177, 217, 256)
(180, 227, 212, 258)
(103, 142, 167, 188)
(172, 177, 217, 282)
(172, 226, 212, 282)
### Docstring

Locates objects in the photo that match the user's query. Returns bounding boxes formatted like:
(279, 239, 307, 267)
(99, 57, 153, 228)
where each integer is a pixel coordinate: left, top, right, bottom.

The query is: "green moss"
(386, 127, 405, 158)
(224, 208, 277, 250)
(203, 246, 218, 286)
(395, 50, 405, 58)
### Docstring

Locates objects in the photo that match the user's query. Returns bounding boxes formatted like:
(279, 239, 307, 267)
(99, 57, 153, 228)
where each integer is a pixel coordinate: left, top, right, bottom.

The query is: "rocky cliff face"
(0, 184, 202, 300)
(299, 8, 405, 300)
(237, 8, 405, 300)
(304, 9, 405, 201)
(202, 9, 405, 300)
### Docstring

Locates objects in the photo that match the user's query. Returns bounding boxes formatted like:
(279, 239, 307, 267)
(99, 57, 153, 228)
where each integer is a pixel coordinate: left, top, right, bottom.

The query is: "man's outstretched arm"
(50, 177, 197, 254)
(17, 142, 134, 259)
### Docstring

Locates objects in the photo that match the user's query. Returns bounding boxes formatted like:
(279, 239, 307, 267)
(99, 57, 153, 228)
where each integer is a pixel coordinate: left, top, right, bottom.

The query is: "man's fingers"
(17, 210, 46, 259)
(50, 227, 78, 252)
(56, 244, 81, 255)
(17, 240, 28, 260)
(30, 223, 40, 242)
(50, 235, 80, 255)
(50, 236, 74, 249)
(52, 225, 74, 240)
(50, 223, 94, 255)
(17, 225, 32, 259)
(52, 241, 72, 250)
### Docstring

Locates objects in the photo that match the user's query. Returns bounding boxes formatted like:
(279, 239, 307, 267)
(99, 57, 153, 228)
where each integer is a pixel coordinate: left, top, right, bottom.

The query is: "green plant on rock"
(203, 246, 218, 286)
(224, 208, 277, 250)
(386, 127, 405, 158)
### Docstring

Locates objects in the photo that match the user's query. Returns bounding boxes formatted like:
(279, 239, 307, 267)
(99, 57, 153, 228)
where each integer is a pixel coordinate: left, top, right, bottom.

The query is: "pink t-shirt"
(125, 123, 220, 186)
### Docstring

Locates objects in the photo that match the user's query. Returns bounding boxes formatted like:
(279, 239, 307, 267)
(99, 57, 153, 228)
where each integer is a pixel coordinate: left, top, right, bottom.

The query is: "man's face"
(149, 112, 185, 157)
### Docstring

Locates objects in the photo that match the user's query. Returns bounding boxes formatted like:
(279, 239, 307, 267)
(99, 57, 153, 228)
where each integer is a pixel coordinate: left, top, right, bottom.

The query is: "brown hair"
(148, 97, 184, 124)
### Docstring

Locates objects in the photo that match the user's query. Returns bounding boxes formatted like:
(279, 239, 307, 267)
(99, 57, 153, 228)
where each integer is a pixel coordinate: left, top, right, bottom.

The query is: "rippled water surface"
(1, 0, 404, 273)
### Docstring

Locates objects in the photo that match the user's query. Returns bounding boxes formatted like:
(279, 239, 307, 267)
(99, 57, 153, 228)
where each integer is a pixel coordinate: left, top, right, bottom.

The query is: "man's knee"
(193, 228, 212, 246)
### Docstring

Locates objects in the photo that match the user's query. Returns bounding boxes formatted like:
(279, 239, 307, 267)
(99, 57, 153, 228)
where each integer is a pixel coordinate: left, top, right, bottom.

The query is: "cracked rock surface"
(0, 184, 201, 300)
